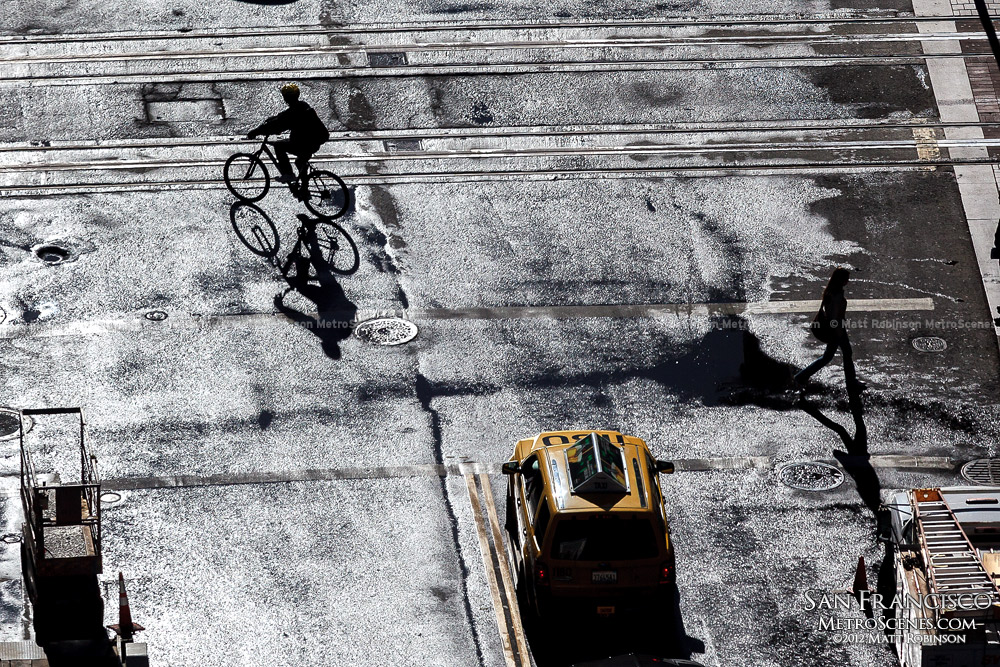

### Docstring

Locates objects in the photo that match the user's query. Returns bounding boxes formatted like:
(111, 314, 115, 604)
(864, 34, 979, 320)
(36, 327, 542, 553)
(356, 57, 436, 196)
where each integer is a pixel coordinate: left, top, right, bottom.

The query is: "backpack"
(809, 306, 834, 343)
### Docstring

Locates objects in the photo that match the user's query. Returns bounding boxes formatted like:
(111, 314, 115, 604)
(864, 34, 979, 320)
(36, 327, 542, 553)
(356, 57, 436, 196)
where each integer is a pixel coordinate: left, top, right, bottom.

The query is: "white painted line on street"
(0, 298, 936, 341)
(91, 454, 957, 493)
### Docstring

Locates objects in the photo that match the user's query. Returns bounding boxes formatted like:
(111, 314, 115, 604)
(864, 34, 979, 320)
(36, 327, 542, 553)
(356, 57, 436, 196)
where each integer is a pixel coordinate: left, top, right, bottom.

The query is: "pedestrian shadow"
(273, 214, 359, 361)
(800, 385, 881, 516)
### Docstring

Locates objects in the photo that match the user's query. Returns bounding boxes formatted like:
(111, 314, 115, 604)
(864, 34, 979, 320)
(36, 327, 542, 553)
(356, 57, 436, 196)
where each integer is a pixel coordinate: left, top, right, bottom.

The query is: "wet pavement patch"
(353, 317, 418, 346)
(961, 458, 1000, 486)
(778, 461, 845, 491)
(912, 336, 948, 352)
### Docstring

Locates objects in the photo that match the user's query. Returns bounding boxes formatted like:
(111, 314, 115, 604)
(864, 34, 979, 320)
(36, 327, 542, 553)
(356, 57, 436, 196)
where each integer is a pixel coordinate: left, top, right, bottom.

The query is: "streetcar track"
(0, 159, 988, 197)
(0, 118, 989, 154)
(2, 32, 991, 68)
(1, 138, 989, 174)
(0, 14, 985, 45)
(3, 53, 988, 86)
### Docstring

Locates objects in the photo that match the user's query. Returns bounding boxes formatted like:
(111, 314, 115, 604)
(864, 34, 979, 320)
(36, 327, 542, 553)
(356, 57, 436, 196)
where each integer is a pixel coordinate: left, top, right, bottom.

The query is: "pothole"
(33, 244, 72, 265)
(961, 459, 1000, 486)
(912, 336, 947, 353)
(353, 317, 418, 346)
(778, 461, 845, 491)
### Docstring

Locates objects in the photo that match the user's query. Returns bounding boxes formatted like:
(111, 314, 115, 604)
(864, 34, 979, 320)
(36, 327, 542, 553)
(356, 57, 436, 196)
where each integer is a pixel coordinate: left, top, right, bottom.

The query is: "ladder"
(914, 488, 1000, 617)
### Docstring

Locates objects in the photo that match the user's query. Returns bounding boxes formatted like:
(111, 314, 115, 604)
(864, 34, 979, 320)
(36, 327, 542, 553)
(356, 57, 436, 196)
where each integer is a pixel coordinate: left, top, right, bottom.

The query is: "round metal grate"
(33, 244, 71, 265)
(353, 317, 418, 346)
(912, 336, 947, 353)
(961, 459, 1000, 486)
(778, 461, 845, 491)
(0, 408, 20, 440)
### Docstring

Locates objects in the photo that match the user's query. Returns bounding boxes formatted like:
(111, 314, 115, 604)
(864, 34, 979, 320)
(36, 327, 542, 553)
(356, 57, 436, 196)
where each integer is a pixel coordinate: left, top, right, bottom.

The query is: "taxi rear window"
(550, 517, 658, 561)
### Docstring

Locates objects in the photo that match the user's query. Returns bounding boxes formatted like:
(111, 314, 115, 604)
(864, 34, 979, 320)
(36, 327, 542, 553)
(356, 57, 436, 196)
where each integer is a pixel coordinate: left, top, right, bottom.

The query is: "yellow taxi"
(502, 430, 676, 618)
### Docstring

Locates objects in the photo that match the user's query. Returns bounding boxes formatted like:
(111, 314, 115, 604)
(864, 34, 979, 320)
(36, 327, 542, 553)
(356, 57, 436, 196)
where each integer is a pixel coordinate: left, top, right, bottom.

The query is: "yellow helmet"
(280, 83, 300, 99)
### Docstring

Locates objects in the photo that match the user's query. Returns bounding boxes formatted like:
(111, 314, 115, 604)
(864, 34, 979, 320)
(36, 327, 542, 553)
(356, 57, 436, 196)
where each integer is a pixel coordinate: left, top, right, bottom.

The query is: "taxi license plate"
(597, 605, 616, 617)
(592, 570, 617, 584)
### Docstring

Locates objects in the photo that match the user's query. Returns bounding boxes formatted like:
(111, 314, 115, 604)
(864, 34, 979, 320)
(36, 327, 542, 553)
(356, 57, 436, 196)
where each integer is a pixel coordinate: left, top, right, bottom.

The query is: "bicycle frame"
(247, 137, 315, 186)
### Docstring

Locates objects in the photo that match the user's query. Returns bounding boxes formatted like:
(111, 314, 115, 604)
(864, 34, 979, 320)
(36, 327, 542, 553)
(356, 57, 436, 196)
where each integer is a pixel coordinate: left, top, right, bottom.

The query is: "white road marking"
(0, 298, 935, 341)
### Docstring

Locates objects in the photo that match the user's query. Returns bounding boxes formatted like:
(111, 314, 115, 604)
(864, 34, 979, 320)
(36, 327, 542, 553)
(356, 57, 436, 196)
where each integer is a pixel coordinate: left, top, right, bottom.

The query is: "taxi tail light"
(660, 562, 675, 584)
(534, 562, 549, 586)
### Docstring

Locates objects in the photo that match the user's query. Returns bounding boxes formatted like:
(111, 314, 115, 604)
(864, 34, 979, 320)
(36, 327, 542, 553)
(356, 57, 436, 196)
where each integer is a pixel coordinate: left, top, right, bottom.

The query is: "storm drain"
(961, 459, 1000, 486)
(778, 461, 845, 491)
(912, 336, 947, 353)
(353, 317, 418, 346)
(0, 408, 21, 441)
(33, 244, 71, 265)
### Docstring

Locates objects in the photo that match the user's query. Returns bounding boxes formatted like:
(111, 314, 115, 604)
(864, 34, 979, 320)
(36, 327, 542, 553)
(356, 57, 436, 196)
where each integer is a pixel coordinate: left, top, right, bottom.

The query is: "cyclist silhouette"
(246, 83, 330, 194)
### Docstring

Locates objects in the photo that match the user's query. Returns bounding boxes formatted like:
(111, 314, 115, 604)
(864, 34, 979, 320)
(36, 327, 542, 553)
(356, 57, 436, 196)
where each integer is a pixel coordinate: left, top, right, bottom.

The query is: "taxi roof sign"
(565, 432, 629, 494)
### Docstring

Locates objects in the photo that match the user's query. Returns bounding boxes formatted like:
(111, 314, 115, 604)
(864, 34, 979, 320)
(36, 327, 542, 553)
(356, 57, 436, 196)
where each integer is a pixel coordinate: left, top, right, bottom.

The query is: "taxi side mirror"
(501, 461, 520, 475)
(655, 460, 675, 474)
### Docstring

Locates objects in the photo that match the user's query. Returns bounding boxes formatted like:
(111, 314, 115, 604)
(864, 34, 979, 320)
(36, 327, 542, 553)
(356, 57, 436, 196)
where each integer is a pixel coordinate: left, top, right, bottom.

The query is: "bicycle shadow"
(274, 214, 359, 361)
(228, 202, 360, 360)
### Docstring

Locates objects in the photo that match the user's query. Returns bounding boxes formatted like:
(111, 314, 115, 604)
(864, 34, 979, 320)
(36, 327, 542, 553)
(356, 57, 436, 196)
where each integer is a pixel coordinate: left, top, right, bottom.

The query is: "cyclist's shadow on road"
(229, 202, 359, 361)
(275, 213, 359, 360)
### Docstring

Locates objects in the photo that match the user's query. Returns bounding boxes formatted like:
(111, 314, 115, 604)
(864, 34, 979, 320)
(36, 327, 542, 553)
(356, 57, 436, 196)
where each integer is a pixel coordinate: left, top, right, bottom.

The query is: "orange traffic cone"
(107, 572, 144, 641)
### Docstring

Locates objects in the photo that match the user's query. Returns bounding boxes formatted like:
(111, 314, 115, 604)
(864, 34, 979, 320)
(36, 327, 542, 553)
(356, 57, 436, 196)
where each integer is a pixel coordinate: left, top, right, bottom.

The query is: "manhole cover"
(0, 305, 6, 325)
(144, 310, 168, 322)
(353, 317, 418, 346)
(33, 244, 71, 265)
(0, 408, 21, 441)
(1, 534, 21, 545)
(100, 491, 122, 504)
(912, 336, 947, 353)
(961, 459, 1000, 486)
(778, 461, 845, 491)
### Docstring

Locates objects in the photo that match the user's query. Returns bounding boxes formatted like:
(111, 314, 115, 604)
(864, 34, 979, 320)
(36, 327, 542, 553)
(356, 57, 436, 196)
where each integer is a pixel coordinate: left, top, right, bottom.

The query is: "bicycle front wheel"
(304, 170, 350, 219)
(224, 153, 270, 202)
(310, 219, 360, 275)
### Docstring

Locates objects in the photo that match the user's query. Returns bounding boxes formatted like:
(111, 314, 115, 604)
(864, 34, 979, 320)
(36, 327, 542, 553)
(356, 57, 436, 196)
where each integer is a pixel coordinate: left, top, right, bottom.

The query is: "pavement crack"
(414, 373, 487, 667)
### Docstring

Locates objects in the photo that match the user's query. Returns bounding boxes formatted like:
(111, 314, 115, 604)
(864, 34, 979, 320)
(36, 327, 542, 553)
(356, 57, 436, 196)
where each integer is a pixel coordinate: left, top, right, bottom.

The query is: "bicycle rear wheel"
(303, 170, 350, 219)
(224, 153, 270, 202)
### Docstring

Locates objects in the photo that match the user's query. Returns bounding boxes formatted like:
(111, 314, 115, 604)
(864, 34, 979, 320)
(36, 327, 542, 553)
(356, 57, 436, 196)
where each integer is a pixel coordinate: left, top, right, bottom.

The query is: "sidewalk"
(915, 0, 1000, 343)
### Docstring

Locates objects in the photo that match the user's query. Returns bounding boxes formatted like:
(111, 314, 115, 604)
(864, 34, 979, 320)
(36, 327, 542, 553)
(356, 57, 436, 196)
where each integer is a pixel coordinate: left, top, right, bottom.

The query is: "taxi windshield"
(550, 517, 658, 561)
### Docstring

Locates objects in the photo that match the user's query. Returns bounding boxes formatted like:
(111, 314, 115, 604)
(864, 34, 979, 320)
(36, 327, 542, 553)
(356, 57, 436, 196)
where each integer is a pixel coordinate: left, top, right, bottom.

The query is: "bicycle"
(224, 137, 351, 219)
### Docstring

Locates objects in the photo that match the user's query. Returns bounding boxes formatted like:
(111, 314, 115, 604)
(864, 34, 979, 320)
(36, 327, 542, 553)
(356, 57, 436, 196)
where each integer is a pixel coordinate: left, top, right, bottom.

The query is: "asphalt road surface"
(2, 0, 1000, 665)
